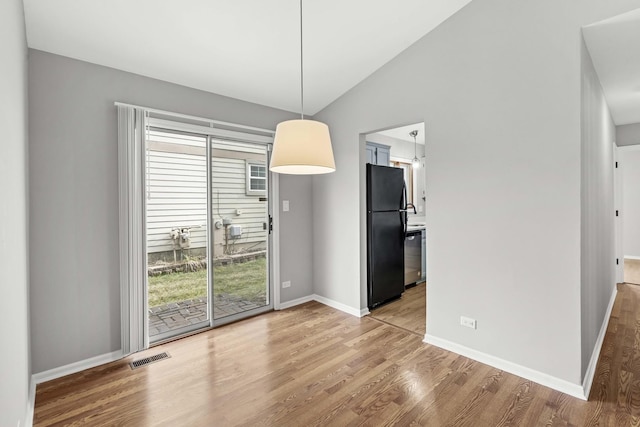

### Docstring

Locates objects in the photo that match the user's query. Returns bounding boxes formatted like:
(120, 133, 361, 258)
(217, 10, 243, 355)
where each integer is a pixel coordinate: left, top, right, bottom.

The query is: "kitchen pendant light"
(410, 130, 420, 169)
(270, 0, 336, 175)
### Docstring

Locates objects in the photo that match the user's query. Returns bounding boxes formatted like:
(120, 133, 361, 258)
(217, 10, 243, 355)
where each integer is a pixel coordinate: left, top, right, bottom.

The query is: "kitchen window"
(246, 161, 267, 196)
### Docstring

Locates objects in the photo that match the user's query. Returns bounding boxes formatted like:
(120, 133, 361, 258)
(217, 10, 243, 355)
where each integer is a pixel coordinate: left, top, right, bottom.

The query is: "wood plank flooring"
(34, 283, 640, 426)
(368, 282, 426, 336)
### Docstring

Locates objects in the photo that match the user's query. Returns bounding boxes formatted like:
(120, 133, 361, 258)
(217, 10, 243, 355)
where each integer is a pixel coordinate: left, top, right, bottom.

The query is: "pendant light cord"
(300, 0, 304, 120)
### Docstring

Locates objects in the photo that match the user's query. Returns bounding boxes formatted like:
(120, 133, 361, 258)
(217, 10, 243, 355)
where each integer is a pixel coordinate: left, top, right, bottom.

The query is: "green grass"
(148, 258, 267, 308)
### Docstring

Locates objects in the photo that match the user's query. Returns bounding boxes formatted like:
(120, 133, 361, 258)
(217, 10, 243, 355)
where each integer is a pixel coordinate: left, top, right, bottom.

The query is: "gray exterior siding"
(146, 130, 268, 258)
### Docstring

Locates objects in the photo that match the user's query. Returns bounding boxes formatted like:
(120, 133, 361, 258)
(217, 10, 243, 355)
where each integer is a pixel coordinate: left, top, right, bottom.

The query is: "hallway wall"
(312, 0, 640, 388)
(580, 37, 616, 378)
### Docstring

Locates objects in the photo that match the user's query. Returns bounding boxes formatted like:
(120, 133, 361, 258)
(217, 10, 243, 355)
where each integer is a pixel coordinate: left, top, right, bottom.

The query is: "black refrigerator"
(367, 164, 413, 309)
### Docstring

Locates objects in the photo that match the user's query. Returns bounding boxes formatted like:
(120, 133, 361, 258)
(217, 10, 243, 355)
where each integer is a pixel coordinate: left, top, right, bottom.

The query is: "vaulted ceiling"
(583, 8, 640, 125)
(23, 0, 473, 115)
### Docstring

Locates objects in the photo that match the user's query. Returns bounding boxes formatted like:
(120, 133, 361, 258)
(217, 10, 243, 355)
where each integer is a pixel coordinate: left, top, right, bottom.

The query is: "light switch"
(283, 200, 290, 212)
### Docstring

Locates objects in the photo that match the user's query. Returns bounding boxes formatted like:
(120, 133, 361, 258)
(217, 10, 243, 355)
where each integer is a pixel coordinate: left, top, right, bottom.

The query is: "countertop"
(407, 223, 426, 232)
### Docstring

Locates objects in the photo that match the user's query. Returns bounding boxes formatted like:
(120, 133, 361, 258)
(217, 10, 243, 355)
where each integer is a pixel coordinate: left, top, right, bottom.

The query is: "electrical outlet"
(283, 200, 290, 212)
(282, 281, 291, 288)
(418, 206, 423, 213)
(460, 316, 477, 329)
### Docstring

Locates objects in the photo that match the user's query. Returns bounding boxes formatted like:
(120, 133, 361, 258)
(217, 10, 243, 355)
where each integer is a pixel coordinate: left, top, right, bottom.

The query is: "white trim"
(423, 334, 586, 400)
(32, 350, 123, 385)
(25, 377, 35, 427)
(614, 143, 624, 284)
(312, 294, 368, 318)
(582, 286, 617, 399)
(114, 102, 275, 136)
(390, 155, 413, 164)
(148, 117, 273, 144)
(624, 255, 640, 260)
(245, 160, 267, 196)
(271, 174, 281, 310)
(618, 144, 640, 152)
(276, 293, 367, 317)
(277, 294, 369, 317)
(278, 295, 315, 310)
(118, 106, 148, 355)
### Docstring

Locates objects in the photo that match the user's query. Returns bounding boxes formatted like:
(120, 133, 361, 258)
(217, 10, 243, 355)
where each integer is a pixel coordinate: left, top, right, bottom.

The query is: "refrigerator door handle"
(402, 181, 407, 210)
(404, 203, 417, 215)
(401, 182, 407, 237)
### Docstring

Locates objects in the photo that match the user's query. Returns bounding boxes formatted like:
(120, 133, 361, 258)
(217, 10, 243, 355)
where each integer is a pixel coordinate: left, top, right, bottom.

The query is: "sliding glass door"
(210, 139, 270, 321)
(145, 129, 210, 341)
(145, 126, 272, 343)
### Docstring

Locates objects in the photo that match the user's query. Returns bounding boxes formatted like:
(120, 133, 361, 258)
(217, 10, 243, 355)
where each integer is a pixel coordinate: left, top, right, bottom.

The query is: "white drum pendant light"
(270, 0, 336, 175)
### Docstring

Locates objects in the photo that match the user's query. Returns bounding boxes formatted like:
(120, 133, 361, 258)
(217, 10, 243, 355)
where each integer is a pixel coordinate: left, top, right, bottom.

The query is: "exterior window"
(246, 161, 266, 196)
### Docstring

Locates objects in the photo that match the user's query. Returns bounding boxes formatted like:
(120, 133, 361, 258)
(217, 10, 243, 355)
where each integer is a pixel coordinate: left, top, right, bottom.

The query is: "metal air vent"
(129, 352, 171, 369)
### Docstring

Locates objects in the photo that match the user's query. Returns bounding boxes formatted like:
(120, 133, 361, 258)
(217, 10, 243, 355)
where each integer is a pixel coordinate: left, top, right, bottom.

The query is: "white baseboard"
(582, 286, 618, 399)
(32, 350, 123, 385)
(624, 255, 640, 261)
(423, 334, 586, 400)
(278, 295, 315, 310)
(312, 294, 368, 318)
(24, 376, 35, 427)
(278, 293, 368, 318)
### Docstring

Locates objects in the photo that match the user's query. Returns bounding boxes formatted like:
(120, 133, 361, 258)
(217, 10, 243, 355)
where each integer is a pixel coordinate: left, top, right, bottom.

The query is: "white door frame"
(614, 142, 623, 283)
(616, 144, 640, 283)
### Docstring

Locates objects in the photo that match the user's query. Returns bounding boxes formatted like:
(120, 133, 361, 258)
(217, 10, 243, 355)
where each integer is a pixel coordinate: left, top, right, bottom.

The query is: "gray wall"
(617, 123, 640, 146)
(580, 38, 616, 377)
(279, 176, 314, 300)
(28, 50, 310, 373)
(622, 149, 640, 257)
(313, 0, 640, 386)
(0, 0, 30, 425)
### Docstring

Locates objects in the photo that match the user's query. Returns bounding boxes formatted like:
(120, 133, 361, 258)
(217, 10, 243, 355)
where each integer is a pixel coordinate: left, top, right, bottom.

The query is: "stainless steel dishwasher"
(404, 230, 422, 286)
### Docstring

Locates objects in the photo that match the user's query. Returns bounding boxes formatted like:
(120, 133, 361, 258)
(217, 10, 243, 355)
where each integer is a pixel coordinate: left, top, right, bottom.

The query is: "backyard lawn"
(148, 258, 266, 307)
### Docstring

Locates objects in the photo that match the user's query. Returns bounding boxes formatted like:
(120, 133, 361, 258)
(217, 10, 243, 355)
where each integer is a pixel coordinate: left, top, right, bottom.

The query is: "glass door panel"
(146, 129, 210, 342)
(210, 139, 270, 320)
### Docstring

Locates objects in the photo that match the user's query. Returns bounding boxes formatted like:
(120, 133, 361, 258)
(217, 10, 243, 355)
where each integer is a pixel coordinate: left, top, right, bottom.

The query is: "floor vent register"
(129, 352, 171, 369)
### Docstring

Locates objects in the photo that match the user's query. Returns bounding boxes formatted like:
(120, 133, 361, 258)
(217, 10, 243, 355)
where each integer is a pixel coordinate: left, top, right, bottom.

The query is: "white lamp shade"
(270, 119, 336, 174)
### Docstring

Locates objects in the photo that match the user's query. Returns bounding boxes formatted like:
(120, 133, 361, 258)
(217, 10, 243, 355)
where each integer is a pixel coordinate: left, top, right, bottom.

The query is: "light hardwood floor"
(34, 283, 640, 426)
(368, 282, 426, 336)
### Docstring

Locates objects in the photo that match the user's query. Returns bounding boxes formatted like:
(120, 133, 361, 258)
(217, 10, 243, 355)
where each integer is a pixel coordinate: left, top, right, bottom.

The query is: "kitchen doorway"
(364, 122, 427, 336)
